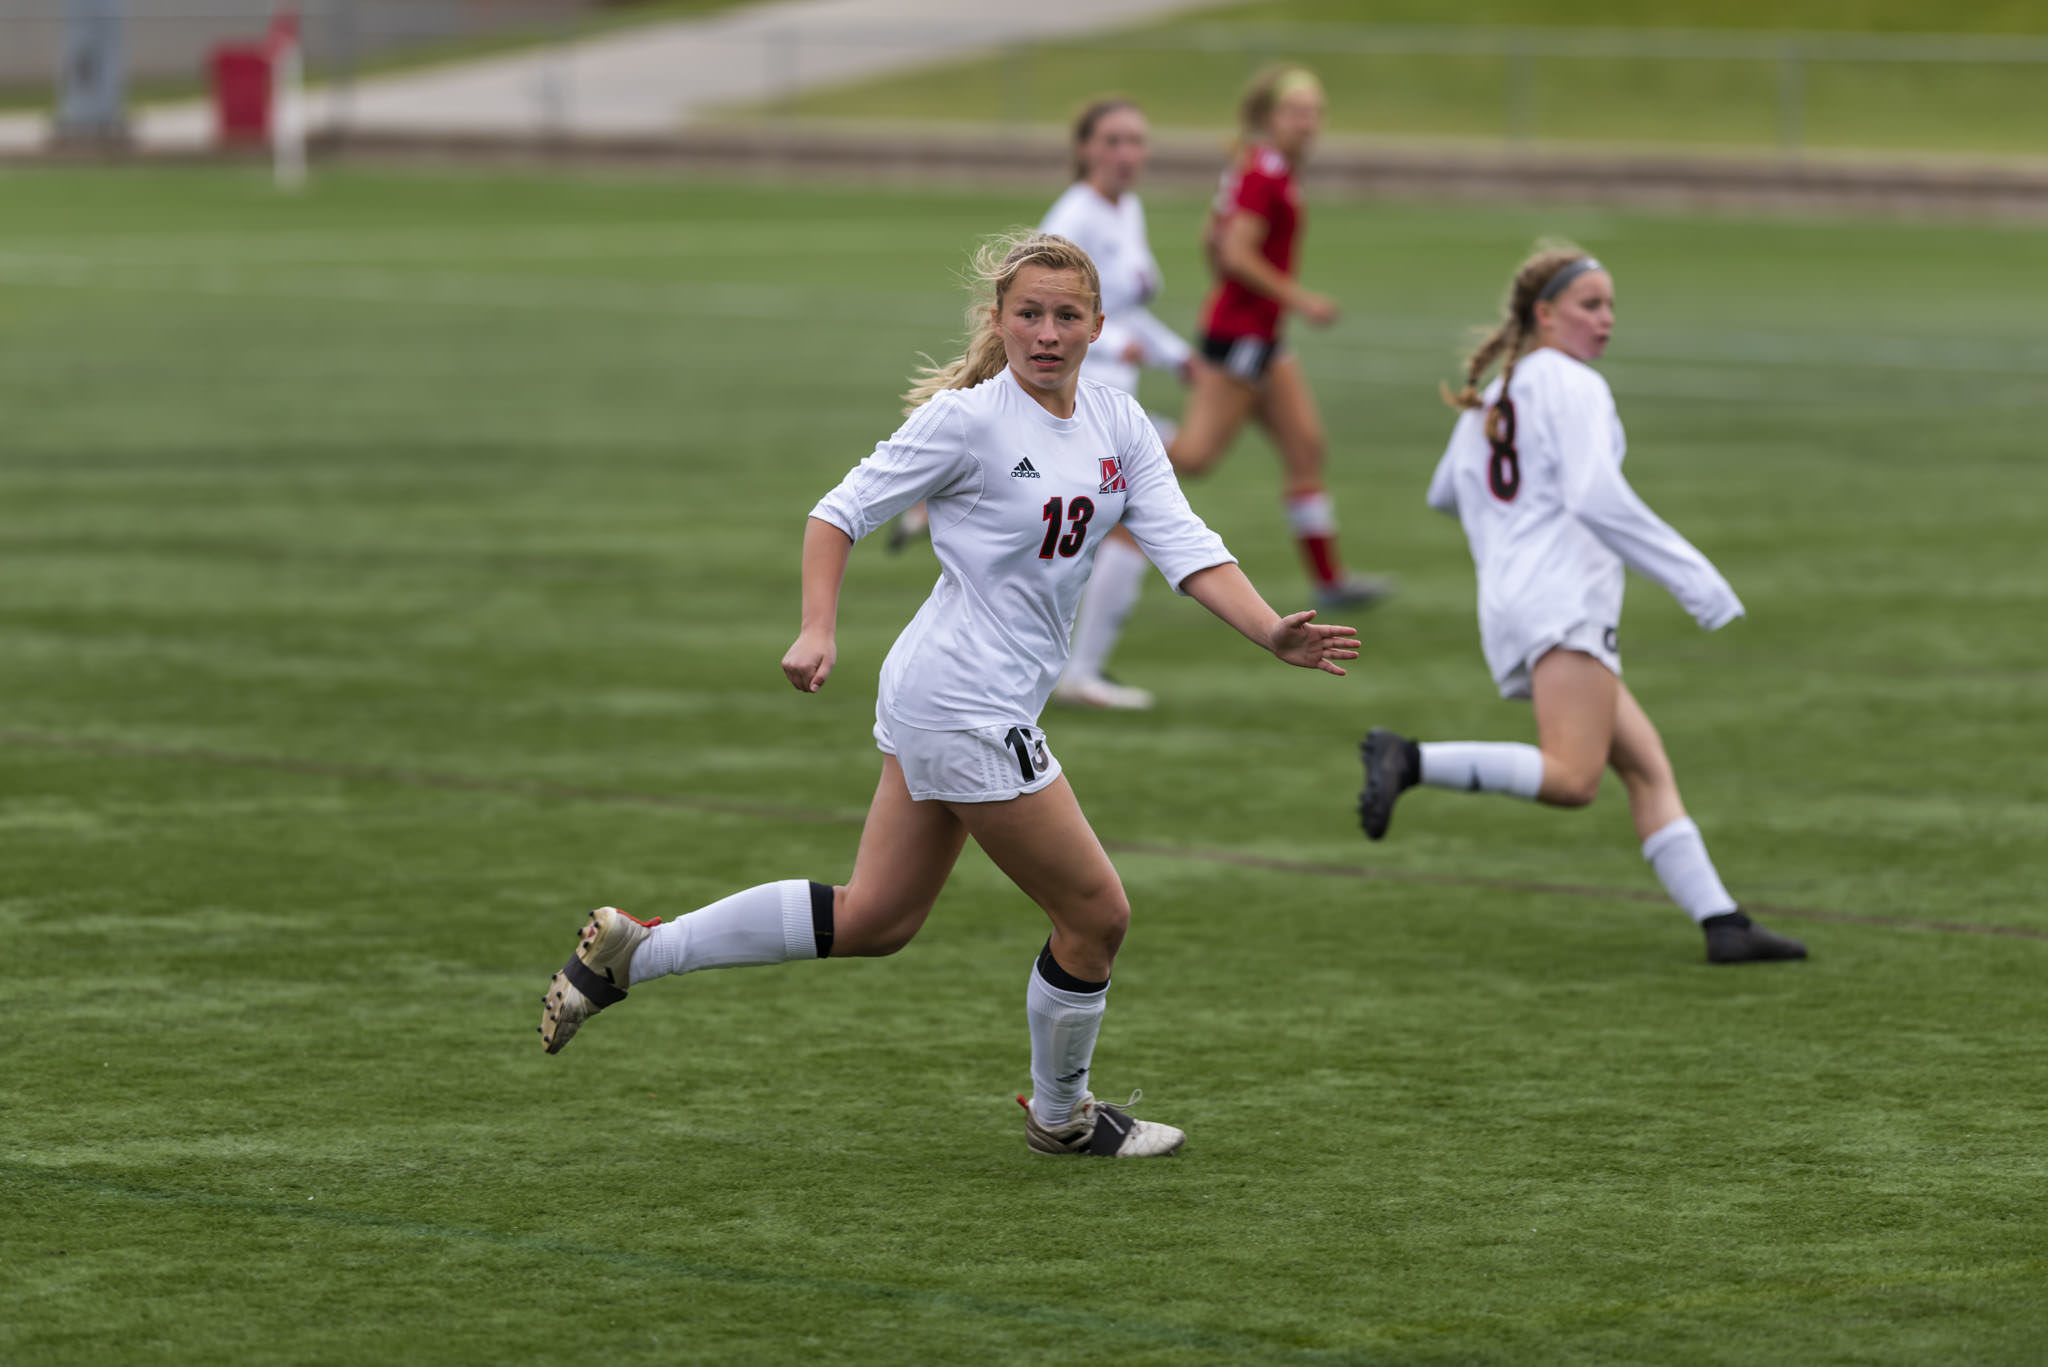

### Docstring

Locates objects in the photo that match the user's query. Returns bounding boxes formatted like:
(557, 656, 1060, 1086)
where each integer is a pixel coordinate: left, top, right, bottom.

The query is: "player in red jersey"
(1170, 65, 1390, 611)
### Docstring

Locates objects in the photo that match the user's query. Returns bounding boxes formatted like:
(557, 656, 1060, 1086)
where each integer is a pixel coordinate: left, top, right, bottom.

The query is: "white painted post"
(270, 8, 307, 190)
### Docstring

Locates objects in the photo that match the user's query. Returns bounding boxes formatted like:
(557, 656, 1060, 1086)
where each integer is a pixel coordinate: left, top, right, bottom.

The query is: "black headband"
(1538, 256, 1603, 301)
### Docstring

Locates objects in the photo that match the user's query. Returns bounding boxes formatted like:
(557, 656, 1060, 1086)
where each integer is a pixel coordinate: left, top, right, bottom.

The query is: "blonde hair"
(1441, 242, 1595, 413)
(1238, 64, 1323, 141)
(903, 231, 1103, 412)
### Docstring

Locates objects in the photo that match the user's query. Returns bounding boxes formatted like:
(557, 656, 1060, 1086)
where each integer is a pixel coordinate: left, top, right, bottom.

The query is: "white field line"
(1, 257, 2042, 393)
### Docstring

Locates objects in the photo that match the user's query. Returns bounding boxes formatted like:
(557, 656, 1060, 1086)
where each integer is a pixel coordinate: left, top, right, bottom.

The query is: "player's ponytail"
(1441, 242, 1592, 412)
(903, 231, 1103, 413)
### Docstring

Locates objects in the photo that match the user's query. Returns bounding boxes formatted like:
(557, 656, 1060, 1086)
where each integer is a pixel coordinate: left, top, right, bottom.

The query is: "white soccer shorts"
(874, 704, 1062, 803)
(1495, 619, 1622, 701)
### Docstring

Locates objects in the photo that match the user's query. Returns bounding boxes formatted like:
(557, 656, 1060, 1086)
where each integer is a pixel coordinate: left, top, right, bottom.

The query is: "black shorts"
(1201, 333, 1285, 382)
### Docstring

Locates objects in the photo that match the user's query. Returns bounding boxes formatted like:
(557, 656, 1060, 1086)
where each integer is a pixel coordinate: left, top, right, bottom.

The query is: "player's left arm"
(1556, 387, 1743, 628)
(1112, 400, 1358, 673)
(1124, 306, 1195, 374)
(1181, 564, 1359, 674)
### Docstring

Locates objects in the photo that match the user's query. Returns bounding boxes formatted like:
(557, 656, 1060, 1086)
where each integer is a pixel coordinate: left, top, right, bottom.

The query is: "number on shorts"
(1485, 397, 1520, 502)
(1038, 496, 1095, 560)
(1003, 726, 1037, 781)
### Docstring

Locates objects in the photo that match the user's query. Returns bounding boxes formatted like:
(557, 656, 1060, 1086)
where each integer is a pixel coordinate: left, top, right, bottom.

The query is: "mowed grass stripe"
(3, 726, 2040, 944)
(3, 1166, 1334, 1360)
(11, 1165, 2044, 1356)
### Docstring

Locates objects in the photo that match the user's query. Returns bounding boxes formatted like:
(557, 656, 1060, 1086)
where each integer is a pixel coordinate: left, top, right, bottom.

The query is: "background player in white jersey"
(1355, 245, 1806, 965)
(539, 232, 1361, 1157)
(1039, 97, 1199, 711)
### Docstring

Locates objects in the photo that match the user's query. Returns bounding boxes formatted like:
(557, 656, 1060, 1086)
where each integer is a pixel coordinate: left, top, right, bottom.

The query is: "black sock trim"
(809, 881, 836, 959)
(1035, 940, 1108, 994)
(1400, 738, 1422, 789)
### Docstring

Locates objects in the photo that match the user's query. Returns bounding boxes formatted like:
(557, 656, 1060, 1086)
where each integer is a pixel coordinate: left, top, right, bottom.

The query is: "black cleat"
(1357, 727, 1419, 841)
(1702, 910, 1807, 964)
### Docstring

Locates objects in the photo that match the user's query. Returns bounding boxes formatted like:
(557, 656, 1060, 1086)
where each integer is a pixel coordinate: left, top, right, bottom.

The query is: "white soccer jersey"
(1040, 183, 1193, 395)
(811, 370, 1234, 729)
(1424, 347, 1743, 690)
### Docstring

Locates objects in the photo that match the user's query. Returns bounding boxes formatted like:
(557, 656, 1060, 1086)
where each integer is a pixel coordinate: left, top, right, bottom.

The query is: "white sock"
(1641, 817, 1738, 923)
(628, 878, 821, 982)
(1283, 490, 1338, 536)
(1026, 948, 1107, 1129)
(1419, 741, 1544, 799)
(1067, 536, 1148, 682)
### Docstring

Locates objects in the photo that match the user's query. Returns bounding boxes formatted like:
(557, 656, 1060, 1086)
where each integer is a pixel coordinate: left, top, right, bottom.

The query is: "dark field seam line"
(5, 1166, 1371, 1364)
(2, 728, 2042, 945)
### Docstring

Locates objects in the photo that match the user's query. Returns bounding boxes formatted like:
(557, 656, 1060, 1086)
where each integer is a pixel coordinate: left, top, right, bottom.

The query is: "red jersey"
(1199, 145, 1300, 341)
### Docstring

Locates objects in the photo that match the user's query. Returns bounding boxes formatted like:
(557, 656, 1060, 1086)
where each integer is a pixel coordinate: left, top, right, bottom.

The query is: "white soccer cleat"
(1052, 674, 1155, 711)
(538, 906, 661, 1055)
(1020, 1090, 1185, 1157)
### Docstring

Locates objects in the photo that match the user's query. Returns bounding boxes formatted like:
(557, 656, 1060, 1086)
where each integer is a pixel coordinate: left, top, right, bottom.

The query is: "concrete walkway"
(0, 0, 1236, 152)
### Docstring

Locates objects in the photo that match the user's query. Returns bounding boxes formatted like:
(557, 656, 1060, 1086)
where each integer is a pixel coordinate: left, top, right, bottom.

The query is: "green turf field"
(1, 167, 2043, 1364)
(764, 0, 2048, 157)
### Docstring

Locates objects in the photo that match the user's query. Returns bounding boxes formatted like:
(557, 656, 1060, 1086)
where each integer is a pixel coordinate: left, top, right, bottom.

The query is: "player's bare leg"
(1259, 355, 1391, 610)
(1606, 682, 1685, 840)
(949, 777, 1185, 1156)
(1357, 648, 1605, 839)
(1530, 648, 1620, 807)
(832, 756, 970, 956)
(1166, 365, 1258, 479)
(1609, 684, 1806, 963)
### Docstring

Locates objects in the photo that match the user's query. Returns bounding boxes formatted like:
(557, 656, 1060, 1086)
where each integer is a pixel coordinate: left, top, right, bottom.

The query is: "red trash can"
(211, 43, 272, 146)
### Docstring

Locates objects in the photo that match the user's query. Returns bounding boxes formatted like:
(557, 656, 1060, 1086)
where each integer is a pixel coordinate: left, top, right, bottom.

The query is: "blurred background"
(5, 0, 2045, 174)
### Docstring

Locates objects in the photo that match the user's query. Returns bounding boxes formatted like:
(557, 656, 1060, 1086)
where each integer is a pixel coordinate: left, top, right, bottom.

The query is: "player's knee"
(1548, 773, 1602, 808)
(1068, 886, 1130, 957)
(836, 891, 930, 957)
(862, 925, 919, 957)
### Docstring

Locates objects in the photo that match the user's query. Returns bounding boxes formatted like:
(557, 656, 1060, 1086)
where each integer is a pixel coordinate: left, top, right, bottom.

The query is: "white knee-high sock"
(1026, 944, 1108, 1128)
(1641, 817, 1739, 923)
(1419, 741, 1544, 799)
(628, 879, 825, 982)
(1067, 536, 1149, 683)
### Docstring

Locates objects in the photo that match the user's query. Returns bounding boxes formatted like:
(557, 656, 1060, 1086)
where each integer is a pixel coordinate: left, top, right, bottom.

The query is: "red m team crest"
(1098, 457, 1126, 493)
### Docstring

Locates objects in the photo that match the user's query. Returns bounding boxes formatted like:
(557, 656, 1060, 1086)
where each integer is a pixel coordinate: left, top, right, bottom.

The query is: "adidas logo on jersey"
(1012, 459, 1040, 479)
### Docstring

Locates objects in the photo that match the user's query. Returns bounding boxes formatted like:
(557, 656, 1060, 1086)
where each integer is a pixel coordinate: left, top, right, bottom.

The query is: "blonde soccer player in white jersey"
(1038, 96, 1200, 711)
(539, 232, 1361, 1157)
(1355, 245, 1805, 965)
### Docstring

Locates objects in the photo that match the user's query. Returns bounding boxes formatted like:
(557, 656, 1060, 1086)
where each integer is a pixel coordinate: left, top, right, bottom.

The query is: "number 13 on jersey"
(1038, 496, 1095, 559)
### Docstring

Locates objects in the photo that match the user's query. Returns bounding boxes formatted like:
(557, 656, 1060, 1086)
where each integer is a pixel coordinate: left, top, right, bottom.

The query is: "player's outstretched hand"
(1270, 609, 1359, 675)
(782, 630, 837, 693)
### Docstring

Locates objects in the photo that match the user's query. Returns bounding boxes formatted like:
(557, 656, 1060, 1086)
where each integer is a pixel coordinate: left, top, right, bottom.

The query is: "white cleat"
(1020, 1090, 1186, 1157)
(538, 906, 661, 1055)
(1052, 674, 1155, 711)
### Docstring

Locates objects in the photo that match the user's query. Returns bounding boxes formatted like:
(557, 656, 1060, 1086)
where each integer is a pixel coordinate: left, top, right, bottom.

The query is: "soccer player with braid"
(540, 232, 1361, 1155)
(1355, 245, 1806, 964)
